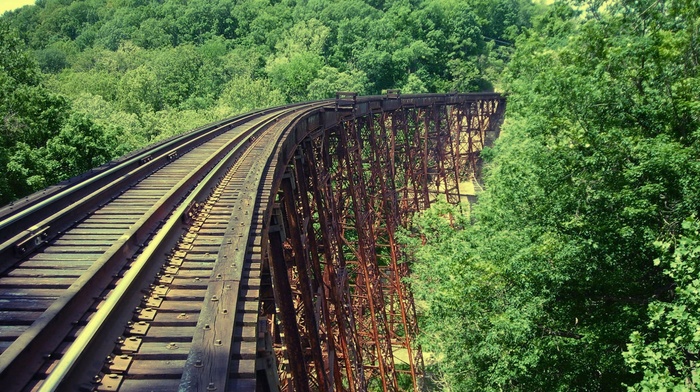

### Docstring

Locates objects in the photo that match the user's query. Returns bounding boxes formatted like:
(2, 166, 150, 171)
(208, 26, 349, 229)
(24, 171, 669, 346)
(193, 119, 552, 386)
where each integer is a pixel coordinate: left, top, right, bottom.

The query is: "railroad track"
(0, 102, 329, 391)
(0, 92, 506, 392)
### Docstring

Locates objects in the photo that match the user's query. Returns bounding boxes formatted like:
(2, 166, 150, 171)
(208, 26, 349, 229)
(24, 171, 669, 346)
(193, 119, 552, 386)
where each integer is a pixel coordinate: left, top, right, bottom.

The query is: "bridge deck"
(0, 93, 505, 392)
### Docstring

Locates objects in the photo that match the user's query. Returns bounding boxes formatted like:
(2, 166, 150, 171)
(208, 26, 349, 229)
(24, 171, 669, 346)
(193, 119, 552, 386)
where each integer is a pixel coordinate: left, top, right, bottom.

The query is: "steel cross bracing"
(261, 93, 505, 392)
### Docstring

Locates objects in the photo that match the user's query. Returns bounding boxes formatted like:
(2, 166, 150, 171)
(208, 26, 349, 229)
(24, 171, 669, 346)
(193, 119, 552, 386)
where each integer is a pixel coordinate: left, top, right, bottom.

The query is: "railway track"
(0, 102, 328, 391)
(0, 92, 506, 392)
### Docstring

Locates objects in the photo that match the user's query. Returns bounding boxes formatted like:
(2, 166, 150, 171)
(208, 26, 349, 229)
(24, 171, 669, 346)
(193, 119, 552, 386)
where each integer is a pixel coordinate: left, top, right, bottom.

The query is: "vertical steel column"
(420, 108, 432, 207)
(306, 132, 366, 391)
(267, 210, 310, 392)
(372, 111, 423, 390)
(280, 170, 330, 391)
(445, 104, 464, 208)
(338, 117, 399, 392)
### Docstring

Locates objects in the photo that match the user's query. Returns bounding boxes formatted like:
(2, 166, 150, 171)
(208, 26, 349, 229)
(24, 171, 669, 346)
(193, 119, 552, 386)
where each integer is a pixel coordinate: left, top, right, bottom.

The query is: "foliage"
(0, 19, 68, 202)
(0, 0, 538, 204)
(406, 0, 700, 390)
(624, 217, 700, 391)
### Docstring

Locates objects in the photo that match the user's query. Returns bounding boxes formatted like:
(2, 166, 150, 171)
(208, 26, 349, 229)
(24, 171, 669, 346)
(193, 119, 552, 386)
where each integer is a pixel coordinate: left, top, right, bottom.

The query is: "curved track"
(0, 102, 328, 391)
(0, 93, 506, 392)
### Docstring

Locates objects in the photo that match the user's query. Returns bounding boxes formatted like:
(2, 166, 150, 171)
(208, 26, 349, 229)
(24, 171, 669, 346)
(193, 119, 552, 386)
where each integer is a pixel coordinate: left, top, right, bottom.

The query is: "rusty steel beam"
(279, 172, 329, 391)
(258, 93, 505, 391)
(267, 210, 310, 392)
(305, 134, 365, 391)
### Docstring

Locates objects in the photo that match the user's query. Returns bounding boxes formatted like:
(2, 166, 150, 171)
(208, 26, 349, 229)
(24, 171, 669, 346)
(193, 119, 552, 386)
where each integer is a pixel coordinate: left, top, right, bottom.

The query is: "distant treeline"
(0, 0, 538, 204)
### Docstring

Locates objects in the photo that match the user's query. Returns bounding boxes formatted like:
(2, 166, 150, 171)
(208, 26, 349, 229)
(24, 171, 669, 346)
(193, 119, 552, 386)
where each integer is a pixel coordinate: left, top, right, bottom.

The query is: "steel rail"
(177, 102, 330, 392)
(36, 103, 327, 392)
(0, 104, 317, 391)
(0, 110, 241, 230)
(0, 102, 312, 265)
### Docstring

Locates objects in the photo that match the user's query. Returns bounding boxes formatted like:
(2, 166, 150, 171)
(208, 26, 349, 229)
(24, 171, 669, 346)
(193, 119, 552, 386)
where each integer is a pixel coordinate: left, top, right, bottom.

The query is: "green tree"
(267, 52, 324, 102)
(117, 65, 162, 113)
(624, 218, 700, 391)
(408, 0, 700, 390)
(217, 75, 286, 114)
(307, 66, 368, 99)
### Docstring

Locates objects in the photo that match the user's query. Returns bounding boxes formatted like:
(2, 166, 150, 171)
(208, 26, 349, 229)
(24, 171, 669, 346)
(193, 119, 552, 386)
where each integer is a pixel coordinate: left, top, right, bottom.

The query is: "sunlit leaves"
(307, 66, 369, 99)
(409, 1, 700, 390)
(266, 52, 324, 102)
(624, 218, 700, 391)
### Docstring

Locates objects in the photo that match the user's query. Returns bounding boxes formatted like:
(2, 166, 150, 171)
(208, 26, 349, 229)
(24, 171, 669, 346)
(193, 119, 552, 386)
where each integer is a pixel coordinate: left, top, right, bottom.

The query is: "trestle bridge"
(0, 92, 505, 392)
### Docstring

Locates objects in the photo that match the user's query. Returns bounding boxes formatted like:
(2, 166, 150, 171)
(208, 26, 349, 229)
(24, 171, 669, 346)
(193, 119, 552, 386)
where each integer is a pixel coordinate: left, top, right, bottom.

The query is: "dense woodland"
(405, 1, 700, 390)
(0, 0, 535, 204)
(1, 0, 700, 390)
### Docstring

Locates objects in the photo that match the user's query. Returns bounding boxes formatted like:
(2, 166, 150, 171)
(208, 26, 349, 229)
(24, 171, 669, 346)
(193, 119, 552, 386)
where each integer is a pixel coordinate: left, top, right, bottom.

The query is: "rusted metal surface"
(0, 93, 504, 392)
(260, 93, 505, 391)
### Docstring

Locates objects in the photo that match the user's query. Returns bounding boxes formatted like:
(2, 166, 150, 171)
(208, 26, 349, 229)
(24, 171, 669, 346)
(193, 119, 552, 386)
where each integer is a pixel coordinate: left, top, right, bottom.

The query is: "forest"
(1, 0, 699, 390)
(0, 0, 534, 204)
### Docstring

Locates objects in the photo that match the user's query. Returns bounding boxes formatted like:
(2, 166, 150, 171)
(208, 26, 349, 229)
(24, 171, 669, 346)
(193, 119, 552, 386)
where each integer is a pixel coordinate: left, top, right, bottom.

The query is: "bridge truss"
(261, 93, 505, 391)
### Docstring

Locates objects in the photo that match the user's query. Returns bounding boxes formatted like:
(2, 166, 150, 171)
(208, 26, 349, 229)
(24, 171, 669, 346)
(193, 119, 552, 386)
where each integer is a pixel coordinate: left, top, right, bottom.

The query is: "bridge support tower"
(260, 93, 505, 391)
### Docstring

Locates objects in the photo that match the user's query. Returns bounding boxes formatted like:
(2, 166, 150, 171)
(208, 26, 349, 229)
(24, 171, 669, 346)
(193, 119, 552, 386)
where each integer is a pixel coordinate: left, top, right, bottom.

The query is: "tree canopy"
(407, 0, 700, 390)
(0, 0, 537, 205)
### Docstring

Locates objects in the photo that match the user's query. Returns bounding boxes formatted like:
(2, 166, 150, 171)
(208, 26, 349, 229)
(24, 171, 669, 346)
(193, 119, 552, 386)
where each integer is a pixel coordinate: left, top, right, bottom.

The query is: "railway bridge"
(0, 92, 505, 392)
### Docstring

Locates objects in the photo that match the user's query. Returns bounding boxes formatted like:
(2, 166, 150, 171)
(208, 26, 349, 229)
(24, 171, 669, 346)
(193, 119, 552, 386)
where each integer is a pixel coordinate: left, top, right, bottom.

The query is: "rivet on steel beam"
(204, 324, 210, 330)
(211, 296, 219, 302)
(222, 309, 228, 314)
(195, 360, 203, 368)
(207, 382, 217, 390)
(215, 339, 222, 345)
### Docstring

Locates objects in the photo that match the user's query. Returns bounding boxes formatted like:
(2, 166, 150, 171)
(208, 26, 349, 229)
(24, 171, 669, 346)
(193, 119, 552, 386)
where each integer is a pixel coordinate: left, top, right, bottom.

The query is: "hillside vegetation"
(0, 0, 537, 204)
(405, 1, 700, 390)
